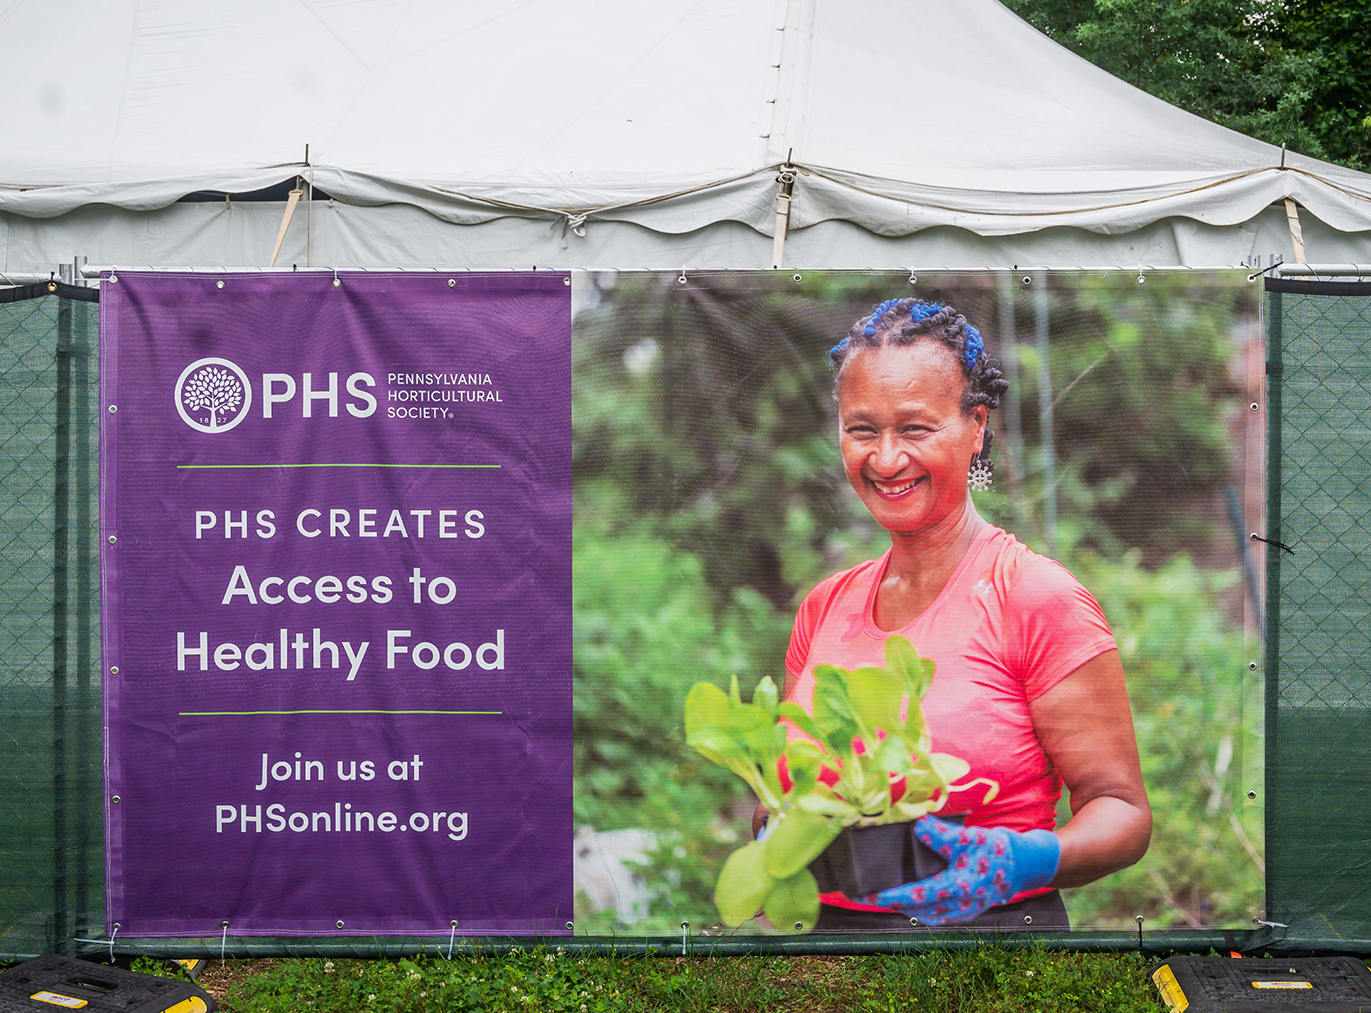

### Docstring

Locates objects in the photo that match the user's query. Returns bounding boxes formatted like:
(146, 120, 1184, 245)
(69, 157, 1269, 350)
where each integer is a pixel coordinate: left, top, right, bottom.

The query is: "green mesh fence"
(0, 284, 102, 960)
(1266, 278, 1371, 948)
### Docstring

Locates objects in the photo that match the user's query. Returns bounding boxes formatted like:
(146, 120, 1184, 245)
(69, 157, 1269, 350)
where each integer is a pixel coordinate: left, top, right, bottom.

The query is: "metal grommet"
(111, 796, 120, 804)
(336, 920, 345, 929)
(216, 280, 225, 290)
(1137, 273, 1146, 284)
(794, 921, 803, 931)
(1252, 916, 1262, 925)
(1136, 915, 1145, 925)
(792, 273, 802, 283)
(562, 276, 571, 286)
(1248, 661, 1258, 671)
(447, 279, 456, 288)
(109, 274, 118, 283)
(108, 405, 117, 413)
(565, 921, 574, 931)
(332, 278, 341, 287)
(1022, 275, 1032, 285)
(48, 281, 58, 293)
(1249, 532, 1260, 541)
(1023, 915, 1033, 925)
(908, 274, 917, 285)
(1250, 402, 1260, 411)
(909, 917, 919, 927)
(680, 920, 689, 929)
(110, 666, 119, 675)
(108, 535, 117, 544)
(221, 920, 230, 929)
(451, 920, 459, 928)
(1248, 790, 1258, 800)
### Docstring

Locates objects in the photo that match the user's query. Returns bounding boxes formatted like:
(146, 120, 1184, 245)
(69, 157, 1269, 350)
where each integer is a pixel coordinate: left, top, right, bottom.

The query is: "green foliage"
(573, 274, 919, 612)
(1282, 0, 1371, 168)
(129, 956, 181, 979)
(1062, 552, 1262, 927)
(572, 509, 793, 931)
(998, 274, 1248, 559)
(1004, 0, 1367, 168)
(218, 949, 1164, 1013)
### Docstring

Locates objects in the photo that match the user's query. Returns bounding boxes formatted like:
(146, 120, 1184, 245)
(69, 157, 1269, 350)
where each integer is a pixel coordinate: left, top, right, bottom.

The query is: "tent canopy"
(3, 0, 1371, 269)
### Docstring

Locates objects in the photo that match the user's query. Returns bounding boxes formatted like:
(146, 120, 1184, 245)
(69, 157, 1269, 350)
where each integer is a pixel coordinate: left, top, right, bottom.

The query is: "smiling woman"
(761, 297, 1152, 931)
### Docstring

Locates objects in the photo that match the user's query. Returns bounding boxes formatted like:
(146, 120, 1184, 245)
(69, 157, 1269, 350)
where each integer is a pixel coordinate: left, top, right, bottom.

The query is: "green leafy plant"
(683, 636, 993, 932)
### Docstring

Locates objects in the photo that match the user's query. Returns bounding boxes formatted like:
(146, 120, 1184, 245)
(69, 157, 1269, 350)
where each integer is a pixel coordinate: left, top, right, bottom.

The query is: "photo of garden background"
(570, 270, 1265, 934)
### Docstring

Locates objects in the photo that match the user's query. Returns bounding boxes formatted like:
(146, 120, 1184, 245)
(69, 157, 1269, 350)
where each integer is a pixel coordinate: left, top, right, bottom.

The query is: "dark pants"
(814, 890, 1070, 932)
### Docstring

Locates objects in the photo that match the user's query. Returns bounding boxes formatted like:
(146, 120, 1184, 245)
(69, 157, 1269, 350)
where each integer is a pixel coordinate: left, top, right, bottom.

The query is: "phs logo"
(173, 358, 378, 432)
(175, 357, 253, 433)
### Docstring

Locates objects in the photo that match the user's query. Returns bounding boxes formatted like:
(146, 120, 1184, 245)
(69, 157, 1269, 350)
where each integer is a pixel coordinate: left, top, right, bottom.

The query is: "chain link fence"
(1266, 278, 1371, 947)
(3, 278, 1371, 958)
(0, 284, 101, 960)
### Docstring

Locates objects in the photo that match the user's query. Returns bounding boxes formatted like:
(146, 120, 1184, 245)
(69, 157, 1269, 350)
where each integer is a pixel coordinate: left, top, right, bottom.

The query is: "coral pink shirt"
(786, 525, 1115, 906)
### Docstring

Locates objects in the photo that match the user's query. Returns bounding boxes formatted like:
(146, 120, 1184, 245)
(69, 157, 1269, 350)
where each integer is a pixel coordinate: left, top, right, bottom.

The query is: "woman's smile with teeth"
(872, 475, 924, 497)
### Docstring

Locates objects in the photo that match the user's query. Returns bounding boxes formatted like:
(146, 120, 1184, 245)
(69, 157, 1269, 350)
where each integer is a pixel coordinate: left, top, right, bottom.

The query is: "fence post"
(1262, 288, 1282, 923)
(51, 297, 72, 953)
(72, 298, 95, 940)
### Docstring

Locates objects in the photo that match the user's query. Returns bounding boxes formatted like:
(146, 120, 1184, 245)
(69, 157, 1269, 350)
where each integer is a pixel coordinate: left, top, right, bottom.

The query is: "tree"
(1003, 0, 1366, 169)
(1282, 0, 1371, 168)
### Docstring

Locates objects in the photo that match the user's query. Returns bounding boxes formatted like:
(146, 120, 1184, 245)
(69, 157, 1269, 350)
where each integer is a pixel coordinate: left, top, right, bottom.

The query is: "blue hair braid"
(908, 301, 944, 325)
(963, 324, 984, 370)
(863, 298, 906, 337)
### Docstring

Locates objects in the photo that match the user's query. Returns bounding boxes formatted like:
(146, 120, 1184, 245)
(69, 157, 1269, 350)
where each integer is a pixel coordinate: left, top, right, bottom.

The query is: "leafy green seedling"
(684, 635, 996, 932)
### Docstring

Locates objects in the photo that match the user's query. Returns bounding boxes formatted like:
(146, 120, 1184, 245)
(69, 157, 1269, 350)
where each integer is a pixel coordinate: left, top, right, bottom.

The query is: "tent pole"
(268, 185, 304, 268)
(1283, 198, 1306, 264)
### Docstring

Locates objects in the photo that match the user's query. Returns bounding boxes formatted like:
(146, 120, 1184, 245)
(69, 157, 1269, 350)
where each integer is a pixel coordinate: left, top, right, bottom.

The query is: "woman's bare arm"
(1029, 649, 1152, 887)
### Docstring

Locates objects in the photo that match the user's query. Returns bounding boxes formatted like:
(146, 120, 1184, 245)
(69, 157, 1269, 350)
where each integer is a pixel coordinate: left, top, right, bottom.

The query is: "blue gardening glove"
(861, 815, 1060, 925)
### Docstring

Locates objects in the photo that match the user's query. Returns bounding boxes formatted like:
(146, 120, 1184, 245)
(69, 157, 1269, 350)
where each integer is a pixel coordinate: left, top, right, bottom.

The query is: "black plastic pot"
(809, 815, 964, 897)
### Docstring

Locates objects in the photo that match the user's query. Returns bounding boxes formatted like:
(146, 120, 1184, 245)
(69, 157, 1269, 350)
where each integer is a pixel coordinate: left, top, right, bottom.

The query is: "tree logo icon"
(174, 357, 253, 433)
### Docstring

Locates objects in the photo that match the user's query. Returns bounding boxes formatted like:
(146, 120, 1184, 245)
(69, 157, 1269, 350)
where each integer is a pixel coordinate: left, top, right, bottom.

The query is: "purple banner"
(100, 272, 572, 936)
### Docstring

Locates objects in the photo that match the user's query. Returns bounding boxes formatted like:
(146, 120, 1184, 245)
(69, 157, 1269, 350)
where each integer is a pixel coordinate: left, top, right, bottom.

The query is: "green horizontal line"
(176, 463, 500, 470)
(178, 709, 504, 716)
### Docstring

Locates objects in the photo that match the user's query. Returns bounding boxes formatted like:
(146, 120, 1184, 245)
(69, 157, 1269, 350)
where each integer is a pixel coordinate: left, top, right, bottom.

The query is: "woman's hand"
(861, 815, 1060, 924)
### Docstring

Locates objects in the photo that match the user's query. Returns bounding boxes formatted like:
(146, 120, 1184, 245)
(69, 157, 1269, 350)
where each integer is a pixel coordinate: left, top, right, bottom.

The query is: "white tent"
(3, 0, 1371, 273)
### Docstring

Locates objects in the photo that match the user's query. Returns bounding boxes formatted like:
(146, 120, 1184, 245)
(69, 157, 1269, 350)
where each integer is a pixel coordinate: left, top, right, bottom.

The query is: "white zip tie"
(108, 924, 119, 963)
(220, 921, 230, 961)
(447, 920, 457, 960)
(1254, 919, 1289, 928)
(680, 919, 689, 953)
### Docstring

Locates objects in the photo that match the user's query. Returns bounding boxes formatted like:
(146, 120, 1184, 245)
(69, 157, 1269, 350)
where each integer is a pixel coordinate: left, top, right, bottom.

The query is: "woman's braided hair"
(829, 297, 1010, 466)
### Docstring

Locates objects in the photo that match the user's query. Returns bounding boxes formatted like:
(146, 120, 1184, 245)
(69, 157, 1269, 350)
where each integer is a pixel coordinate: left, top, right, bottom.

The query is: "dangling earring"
(968, 455, 993, 492)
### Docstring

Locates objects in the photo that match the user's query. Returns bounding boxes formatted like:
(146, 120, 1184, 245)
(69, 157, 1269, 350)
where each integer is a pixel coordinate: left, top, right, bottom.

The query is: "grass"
(136, 948, 1166, 1012)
